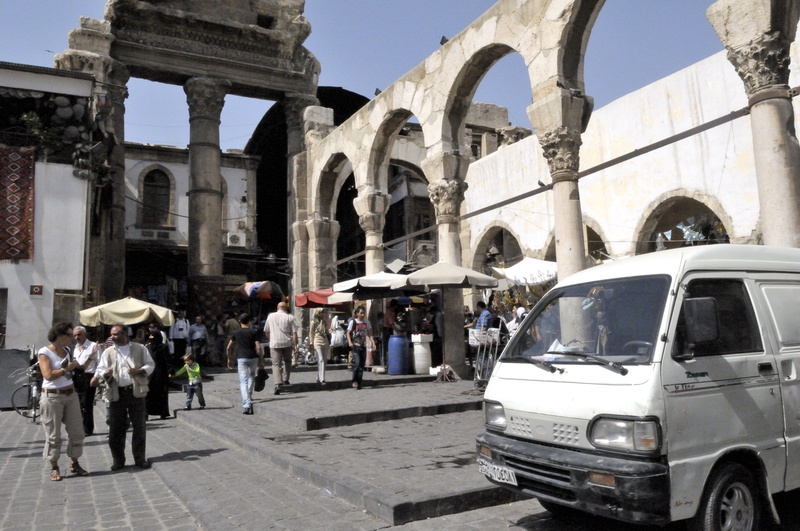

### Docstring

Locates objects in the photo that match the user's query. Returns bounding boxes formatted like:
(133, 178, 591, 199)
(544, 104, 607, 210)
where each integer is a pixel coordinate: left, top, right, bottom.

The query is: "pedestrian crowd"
(36, 294, 517, 481)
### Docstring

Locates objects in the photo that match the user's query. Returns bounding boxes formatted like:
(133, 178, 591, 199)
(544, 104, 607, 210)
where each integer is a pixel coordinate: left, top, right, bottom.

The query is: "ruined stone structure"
(293, 0, 800, 378)
(54, 0, 319, 318)
(37, 0, 800, 379)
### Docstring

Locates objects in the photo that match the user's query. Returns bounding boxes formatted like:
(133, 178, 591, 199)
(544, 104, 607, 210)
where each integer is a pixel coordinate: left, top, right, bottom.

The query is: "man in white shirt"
(264, 302, 298, 394)
(169, 310, 190, 366)
(189, 315, 209, 365)
(72, 326, 100, 436)
(93, 325, 154, 471)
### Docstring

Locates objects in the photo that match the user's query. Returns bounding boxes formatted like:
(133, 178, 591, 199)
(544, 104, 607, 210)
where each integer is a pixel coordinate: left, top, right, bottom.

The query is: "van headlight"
(589, 416, 661, 454)
(484, 401, 507, 431)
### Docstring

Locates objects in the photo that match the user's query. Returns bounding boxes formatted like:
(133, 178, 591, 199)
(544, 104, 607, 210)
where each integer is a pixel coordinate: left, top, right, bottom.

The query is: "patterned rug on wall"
(0, 144, 35, 261)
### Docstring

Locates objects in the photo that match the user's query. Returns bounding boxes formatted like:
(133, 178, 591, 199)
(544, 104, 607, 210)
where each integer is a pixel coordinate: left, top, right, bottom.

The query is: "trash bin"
(411, 334, 433, 375)
(388, 335, 409, 375)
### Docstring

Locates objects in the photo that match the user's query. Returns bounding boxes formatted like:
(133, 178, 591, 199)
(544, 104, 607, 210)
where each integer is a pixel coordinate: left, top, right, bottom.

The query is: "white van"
(476, 245, 800, 530)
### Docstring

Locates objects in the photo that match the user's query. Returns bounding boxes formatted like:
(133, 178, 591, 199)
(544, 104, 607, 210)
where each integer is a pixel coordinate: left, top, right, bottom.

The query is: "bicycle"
(11, 362, 43, 422)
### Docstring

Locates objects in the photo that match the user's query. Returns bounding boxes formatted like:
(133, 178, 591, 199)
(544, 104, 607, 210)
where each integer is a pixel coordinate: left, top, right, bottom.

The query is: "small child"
(170, 353, 205, 410)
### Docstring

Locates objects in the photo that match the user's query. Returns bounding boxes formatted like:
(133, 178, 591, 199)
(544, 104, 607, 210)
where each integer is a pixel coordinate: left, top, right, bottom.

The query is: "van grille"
(503, 454, 575, 500)
(552, 423, 581, 445)
(508, 416, 582, 446)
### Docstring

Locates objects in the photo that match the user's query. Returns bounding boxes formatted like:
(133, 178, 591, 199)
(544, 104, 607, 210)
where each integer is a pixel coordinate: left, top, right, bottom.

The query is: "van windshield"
(502, 275, 670, 366)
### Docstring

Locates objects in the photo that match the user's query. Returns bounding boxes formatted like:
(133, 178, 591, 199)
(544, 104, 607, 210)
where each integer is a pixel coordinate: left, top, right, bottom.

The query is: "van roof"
(558, 244, 800, 287)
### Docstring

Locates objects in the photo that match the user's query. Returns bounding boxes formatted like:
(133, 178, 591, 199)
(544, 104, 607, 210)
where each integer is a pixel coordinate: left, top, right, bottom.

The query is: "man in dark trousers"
(92, 325, 154, 470)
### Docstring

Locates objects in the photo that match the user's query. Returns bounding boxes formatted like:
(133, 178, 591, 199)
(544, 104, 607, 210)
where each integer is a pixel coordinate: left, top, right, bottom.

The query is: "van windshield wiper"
(508, 354, 564, 374)
(544, 351, 629, 376)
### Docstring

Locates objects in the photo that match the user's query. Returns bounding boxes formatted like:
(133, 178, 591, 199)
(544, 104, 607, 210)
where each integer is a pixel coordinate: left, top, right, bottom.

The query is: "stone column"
(285, 93, 319, 272)
(708, 1, 800, 247)
(528, 87, 594, 280)
(353, 192, 391, 275)
(54, 18, 130, 303)
(422, 153, 470, 379)
(284, 93, 319, 158)
(307, 217, 340, 289)
(427, 176, 468, 264)
(184, 77, 231, 318)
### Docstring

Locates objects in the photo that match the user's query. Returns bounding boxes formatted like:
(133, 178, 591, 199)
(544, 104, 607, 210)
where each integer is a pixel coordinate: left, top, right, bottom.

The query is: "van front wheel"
(688, 462, 760, 531)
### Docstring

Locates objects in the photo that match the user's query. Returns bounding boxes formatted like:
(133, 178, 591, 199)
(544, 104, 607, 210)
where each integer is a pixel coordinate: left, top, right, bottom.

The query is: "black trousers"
(77, 372, 96, 435)
(108, 386, 147, 466)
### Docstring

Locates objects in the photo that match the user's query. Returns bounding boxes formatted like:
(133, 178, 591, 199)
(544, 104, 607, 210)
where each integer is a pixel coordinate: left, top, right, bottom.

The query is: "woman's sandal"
(70, 461, 90, 477)
(50, 467, 62, 481)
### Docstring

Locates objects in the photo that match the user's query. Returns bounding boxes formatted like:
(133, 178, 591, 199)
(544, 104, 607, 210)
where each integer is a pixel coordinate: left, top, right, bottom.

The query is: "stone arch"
(368, 108, 421, 193)
(315, 152, 352, 219)
(540, 217, 607, 264)
(583, 215, 610, 263)
(633, 191, 734, 255)
(135, 164, 176, 229)
(469, 222, 526, 274)
(443, 43, 519, 153)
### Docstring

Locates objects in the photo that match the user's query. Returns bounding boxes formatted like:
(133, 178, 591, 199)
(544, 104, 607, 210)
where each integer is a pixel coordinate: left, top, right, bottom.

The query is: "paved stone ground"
(3, 363, 800, 530)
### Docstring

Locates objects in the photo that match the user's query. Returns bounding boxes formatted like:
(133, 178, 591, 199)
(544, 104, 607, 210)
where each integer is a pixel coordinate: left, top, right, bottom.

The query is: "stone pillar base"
(189, 276, 226, 321)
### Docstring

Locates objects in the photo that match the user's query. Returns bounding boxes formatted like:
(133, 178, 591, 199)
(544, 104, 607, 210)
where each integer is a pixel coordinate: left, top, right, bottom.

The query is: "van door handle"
(758, 362, 774, 374)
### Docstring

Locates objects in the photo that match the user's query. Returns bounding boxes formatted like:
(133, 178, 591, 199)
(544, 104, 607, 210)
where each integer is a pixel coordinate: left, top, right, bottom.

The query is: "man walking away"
(264, 302, 298, 395)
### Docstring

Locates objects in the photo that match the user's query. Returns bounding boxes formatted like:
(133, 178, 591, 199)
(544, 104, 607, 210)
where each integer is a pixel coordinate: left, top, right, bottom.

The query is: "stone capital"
(708, 0, 800, 96)
(306, 217, 339, 240)
(184, 77, 231, 121)
(353, 192, 391, 233)
(284, 92, 320, 129)
(726, 31, 792, 95)
(536, 126, 583, 174)
(291, 220, 309, 243)
(427, 178, 468, 222)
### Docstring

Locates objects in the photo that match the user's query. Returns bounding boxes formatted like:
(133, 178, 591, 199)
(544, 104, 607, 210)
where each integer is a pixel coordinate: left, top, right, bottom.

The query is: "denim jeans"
(238, 358, 259, 408)
(185, 382, 205, 409)
(351, 345, 366, 384)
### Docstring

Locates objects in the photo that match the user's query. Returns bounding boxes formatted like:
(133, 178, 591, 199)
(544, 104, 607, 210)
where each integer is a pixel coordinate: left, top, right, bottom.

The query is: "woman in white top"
(38, 322, 89, 481)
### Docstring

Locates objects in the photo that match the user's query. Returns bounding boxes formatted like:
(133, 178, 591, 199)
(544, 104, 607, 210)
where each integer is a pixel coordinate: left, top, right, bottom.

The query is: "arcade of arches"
(57, 0, 800, 380)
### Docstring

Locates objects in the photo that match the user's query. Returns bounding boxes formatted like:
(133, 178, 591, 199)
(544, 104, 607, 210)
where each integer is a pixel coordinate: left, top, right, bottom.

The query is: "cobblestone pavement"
(2, 363, 799, 530)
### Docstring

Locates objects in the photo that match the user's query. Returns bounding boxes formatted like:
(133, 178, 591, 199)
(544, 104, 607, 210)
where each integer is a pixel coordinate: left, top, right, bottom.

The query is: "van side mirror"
(674, 297, 719, 360)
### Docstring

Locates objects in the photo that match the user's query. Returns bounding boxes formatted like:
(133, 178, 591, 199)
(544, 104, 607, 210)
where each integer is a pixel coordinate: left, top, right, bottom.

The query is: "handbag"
(254, 367, 269, 392)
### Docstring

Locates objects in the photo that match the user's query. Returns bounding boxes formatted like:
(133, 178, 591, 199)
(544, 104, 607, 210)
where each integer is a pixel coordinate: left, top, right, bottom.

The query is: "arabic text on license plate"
(478, 458, 518, 486)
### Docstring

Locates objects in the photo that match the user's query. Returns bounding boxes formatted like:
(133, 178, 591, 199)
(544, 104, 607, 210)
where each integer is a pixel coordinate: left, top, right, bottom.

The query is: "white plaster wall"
(0, 163, 88, 349)
(463, 46, 795, 259)
(123, 157, 250, 243)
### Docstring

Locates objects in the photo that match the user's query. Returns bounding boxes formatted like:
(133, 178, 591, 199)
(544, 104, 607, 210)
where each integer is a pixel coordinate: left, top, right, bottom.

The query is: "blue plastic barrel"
(388, 335, 409, 375)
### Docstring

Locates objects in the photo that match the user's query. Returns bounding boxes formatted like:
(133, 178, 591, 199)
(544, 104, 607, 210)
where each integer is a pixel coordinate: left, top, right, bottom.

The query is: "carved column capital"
(537, 126, 583, 175)
(353, 192, 390, 231)
(284, 92, 320, 130)
(428, 178, 468, 223)
(726, 31, 792, 96)
(184, 77, 231, 121)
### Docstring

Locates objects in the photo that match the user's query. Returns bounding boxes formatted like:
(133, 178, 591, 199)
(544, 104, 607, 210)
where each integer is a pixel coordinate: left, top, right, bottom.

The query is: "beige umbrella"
(79, 297, 175, 327)
(333, 271, 417, 300)
(389, 260, 498, 290)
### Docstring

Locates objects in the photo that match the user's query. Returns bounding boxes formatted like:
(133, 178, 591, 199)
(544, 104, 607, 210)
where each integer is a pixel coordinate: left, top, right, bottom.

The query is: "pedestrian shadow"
(153, 447, 227, 464)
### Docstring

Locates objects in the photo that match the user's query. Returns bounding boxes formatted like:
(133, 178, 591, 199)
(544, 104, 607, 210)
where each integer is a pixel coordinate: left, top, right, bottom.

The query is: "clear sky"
(1, 1, 724, 151)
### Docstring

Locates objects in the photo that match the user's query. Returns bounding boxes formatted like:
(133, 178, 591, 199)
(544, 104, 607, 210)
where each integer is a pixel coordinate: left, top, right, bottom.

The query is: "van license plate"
(478, 458, 518, 486)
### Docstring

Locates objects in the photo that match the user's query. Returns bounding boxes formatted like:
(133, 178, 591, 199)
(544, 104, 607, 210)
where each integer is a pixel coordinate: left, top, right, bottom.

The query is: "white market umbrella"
(389, 260, 498, 290)
(492, 257, 557, 286)
(79, 297, 175, 327)
(333, 271, 414, 300)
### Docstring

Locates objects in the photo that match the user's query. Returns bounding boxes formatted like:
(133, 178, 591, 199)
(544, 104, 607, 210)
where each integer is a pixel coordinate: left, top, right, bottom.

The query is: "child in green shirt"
(170, 353, 205, 410)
